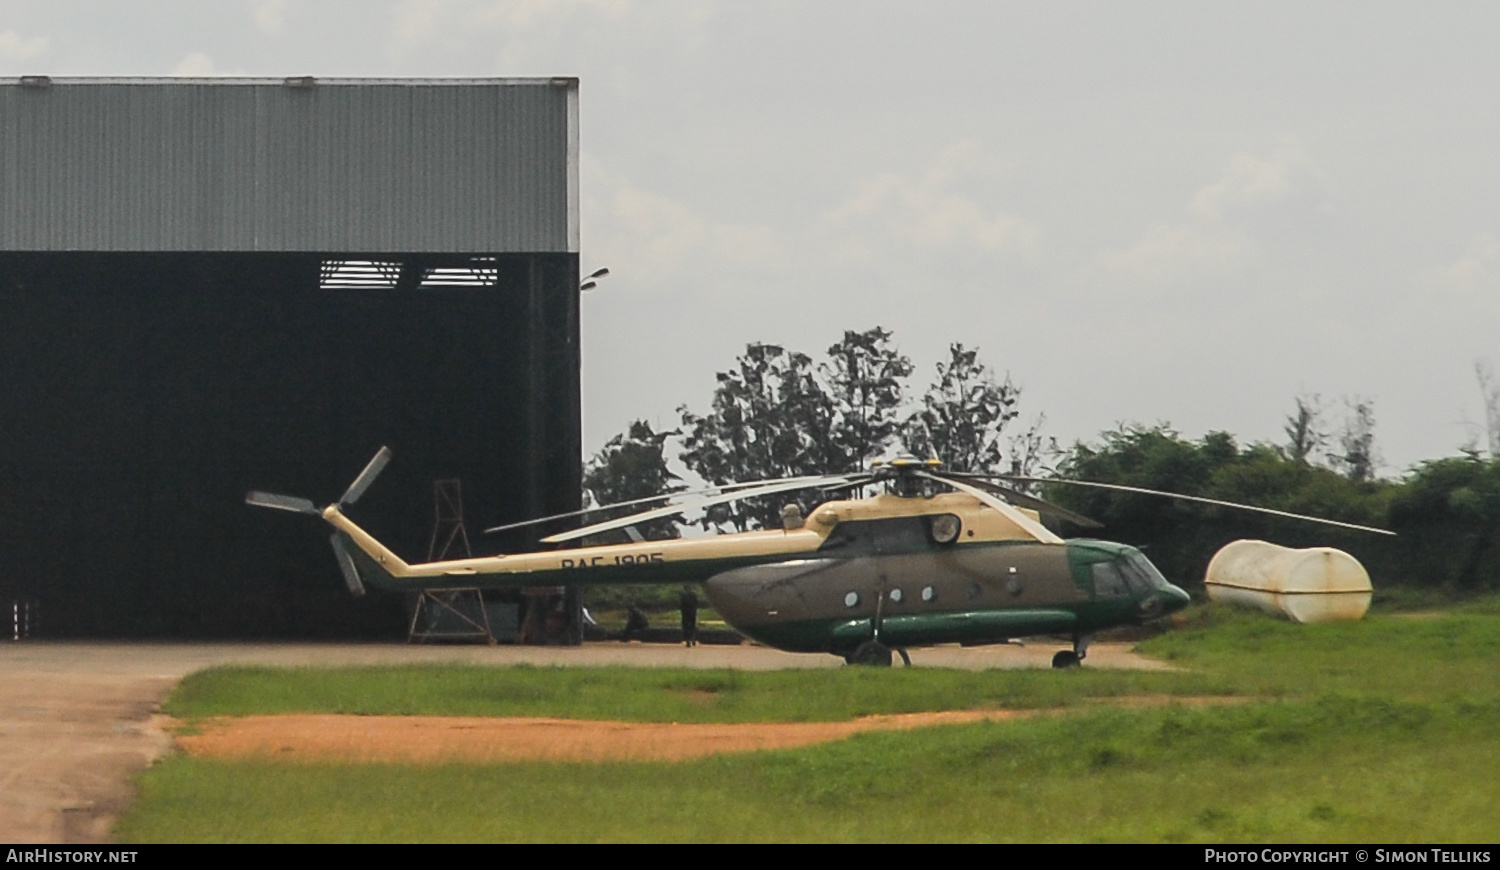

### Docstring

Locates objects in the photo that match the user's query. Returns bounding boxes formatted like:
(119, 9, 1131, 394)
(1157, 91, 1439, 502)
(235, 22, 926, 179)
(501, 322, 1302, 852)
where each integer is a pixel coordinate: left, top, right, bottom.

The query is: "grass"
(1138, 599, 1500, 701)
(118, 598, 1500, 843)
(163, 664, 1228, 724)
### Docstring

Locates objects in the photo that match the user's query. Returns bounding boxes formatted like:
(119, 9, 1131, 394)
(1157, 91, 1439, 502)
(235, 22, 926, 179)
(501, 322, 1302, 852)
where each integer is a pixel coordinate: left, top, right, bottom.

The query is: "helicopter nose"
(1162, 582, 1191, 613)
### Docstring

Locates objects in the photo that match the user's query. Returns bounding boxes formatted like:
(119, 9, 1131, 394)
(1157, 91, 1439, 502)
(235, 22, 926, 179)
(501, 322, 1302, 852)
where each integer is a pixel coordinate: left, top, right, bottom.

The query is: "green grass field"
(117, 599, 1500, 843)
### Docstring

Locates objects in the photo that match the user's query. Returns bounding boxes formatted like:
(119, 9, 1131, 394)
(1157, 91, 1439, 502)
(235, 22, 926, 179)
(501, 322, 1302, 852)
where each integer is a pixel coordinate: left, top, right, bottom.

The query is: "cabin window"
(1007, 577, 1024, 597)
(844, 591, 860, 608)
(1090, 562, 1130, 598)
(921, 585, 937, 603)
(888, 588, 904, 604)
(967, 581, 982, 600)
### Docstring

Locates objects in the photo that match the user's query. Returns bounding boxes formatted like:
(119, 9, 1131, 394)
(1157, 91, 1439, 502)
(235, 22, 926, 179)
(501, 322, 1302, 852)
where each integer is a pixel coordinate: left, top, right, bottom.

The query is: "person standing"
(680, 586, 699, 647)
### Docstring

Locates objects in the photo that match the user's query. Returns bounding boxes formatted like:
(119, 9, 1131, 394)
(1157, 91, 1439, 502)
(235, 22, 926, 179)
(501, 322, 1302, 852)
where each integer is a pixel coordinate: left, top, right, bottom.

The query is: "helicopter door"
(866, 522, 927, 643)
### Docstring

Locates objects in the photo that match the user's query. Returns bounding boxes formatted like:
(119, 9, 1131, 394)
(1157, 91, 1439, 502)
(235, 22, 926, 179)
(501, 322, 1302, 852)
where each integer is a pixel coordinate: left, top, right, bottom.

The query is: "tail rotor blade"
(330, 533, 367, 597)
(246, 491, 320, 515)
(340, 447, 392, 507)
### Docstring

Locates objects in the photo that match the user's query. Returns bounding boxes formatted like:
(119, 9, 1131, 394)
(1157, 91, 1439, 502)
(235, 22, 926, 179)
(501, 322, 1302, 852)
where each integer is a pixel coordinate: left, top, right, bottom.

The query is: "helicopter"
(246, 449, 1392, 667)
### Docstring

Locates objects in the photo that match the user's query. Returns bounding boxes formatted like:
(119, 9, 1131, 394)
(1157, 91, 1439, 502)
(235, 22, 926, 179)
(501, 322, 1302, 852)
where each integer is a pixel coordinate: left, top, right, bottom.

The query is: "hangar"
(0, 77, 582, 637)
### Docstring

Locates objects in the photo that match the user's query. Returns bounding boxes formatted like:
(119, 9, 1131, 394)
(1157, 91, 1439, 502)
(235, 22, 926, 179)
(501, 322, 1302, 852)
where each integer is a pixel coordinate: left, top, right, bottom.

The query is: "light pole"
(580, 266, 610, 292)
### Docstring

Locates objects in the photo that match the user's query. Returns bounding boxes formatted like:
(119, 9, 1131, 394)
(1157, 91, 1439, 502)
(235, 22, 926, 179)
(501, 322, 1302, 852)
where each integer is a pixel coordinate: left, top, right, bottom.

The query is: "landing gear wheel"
(847, 640, 894, 667)
(1051, 650, 1081, 669)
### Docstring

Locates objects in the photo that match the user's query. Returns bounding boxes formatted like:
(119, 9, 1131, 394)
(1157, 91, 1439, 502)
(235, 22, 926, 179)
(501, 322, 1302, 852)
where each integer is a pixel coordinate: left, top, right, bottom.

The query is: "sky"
(3, 1, 1498, 477)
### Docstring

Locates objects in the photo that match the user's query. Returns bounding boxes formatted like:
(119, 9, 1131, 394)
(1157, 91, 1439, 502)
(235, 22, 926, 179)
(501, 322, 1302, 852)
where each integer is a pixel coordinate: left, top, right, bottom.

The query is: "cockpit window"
(1090, 562, 1130, 598)
(1123, 553, 1170, 590)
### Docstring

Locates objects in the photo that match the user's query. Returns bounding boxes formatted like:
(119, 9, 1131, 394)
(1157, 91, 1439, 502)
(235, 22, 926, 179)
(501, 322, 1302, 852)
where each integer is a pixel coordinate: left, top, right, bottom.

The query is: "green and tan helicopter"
(246, 450, 1390, 667)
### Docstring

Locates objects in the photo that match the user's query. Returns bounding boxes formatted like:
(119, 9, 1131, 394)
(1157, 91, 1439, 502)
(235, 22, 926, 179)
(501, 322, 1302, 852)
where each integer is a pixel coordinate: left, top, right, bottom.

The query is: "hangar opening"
(0, 78, 583, 638)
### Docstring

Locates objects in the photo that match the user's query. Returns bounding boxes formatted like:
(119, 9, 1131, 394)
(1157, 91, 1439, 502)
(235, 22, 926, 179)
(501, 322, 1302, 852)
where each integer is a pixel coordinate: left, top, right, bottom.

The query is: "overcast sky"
(4, 1, 1498, 476)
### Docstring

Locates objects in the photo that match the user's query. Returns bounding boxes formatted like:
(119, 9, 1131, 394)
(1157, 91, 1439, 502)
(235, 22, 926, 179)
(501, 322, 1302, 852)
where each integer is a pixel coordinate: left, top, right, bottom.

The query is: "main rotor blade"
(483, 491, 681, 535)
(330, 533, 367, 597)
(485, 475, 840, 536)
(939, 473, 1103, 529)
(489, 477, 852, 537)
(997, 475, 1397, 537)
(245, 491, 320, 515)
(916, 471, 1065, 544)
(340, 447, 392, 507)
(540, 474, 858, 544)
(817, 474, 875, 494)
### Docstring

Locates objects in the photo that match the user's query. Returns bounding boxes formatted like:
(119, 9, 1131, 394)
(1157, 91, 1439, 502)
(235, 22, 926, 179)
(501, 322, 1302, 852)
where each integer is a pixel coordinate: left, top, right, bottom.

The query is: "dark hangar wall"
(0, 79, 579, 639)
(0, 251, 580, 636)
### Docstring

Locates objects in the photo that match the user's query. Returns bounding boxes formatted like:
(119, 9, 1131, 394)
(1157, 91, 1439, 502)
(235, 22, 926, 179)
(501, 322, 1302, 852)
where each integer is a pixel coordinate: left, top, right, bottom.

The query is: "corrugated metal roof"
(0, 78, 577, 252)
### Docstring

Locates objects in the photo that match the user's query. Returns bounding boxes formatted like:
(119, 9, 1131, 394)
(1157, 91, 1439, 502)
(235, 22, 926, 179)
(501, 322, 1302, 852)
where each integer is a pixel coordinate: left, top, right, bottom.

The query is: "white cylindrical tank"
(1204, 539, 1372, 624)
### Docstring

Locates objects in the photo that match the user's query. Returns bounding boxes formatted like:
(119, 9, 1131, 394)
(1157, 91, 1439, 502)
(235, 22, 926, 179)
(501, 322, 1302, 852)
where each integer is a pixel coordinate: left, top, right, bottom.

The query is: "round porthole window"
(844, 591, 860, 608)
(888, 588, 904, 604)
(930, 513, 961, 544)
(921, 585, 937, 603)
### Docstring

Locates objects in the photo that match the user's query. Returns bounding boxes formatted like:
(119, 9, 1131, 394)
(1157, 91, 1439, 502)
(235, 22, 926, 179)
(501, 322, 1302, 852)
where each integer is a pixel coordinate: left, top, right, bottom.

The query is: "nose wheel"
(1051, 634, 1092, 669)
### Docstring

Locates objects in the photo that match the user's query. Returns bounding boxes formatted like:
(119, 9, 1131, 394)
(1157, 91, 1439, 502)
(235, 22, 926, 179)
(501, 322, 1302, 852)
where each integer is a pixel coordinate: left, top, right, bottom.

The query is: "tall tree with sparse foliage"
(903, 342, 1021, 473)
(1329, 397, 1379, 483)
(821, 327, 914, 472)
(1284, 394, 1327, 464)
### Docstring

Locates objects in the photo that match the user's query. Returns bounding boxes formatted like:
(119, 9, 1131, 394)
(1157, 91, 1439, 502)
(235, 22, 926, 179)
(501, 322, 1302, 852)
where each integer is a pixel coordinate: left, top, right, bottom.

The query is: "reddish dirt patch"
(176, 697, 1246, 764)
(175, 710, 1038, 763)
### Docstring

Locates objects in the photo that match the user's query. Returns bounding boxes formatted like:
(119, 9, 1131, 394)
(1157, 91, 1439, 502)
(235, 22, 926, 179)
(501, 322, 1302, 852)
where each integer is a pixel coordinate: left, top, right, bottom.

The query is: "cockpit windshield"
(1121, 552, 1171, 591)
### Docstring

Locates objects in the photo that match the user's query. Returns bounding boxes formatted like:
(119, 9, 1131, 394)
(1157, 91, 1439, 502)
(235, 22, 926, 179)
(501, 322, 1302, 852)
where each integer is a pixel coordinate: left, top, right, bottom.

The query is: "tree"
(1328, 397, 1379, 483)
(903, 343, 1021, 473)
(581, 420, 685, 540)
(1283, 394, 1327, 464)
(1388, 454, 1500, 590)
(678, 343, 835, 530)
(1051, 424, 1393, 587)
(1007, 413, 1060, 479)
(579, 421, 688, 611)
(1477, 361, 1500, 458)
(820, 327, 914, 472)
(677, 330, 1042, 527)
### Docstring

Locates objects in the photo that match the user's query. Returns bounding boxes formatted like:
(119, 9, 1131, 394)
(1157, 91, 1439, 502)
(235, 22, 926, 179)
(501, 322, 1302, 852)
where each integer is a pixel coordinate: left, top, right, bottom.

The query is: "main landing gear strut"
(1051, 634, 1092, 669)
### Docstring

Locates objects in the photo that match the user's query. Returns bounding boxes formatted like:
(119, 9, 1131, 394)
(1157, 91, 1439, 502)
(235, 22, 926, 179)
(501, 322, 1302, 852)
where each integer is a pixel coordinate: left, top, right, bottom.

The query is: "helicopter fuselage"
(327, 490, 1190, 661)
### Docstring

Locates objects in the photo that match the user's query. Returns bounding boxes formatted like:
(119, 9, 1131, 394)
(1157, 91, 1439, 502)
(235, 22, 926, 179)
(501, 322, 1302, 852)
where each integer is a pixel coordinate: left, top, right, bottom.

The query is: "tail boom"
(318, 504, 830, 591)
